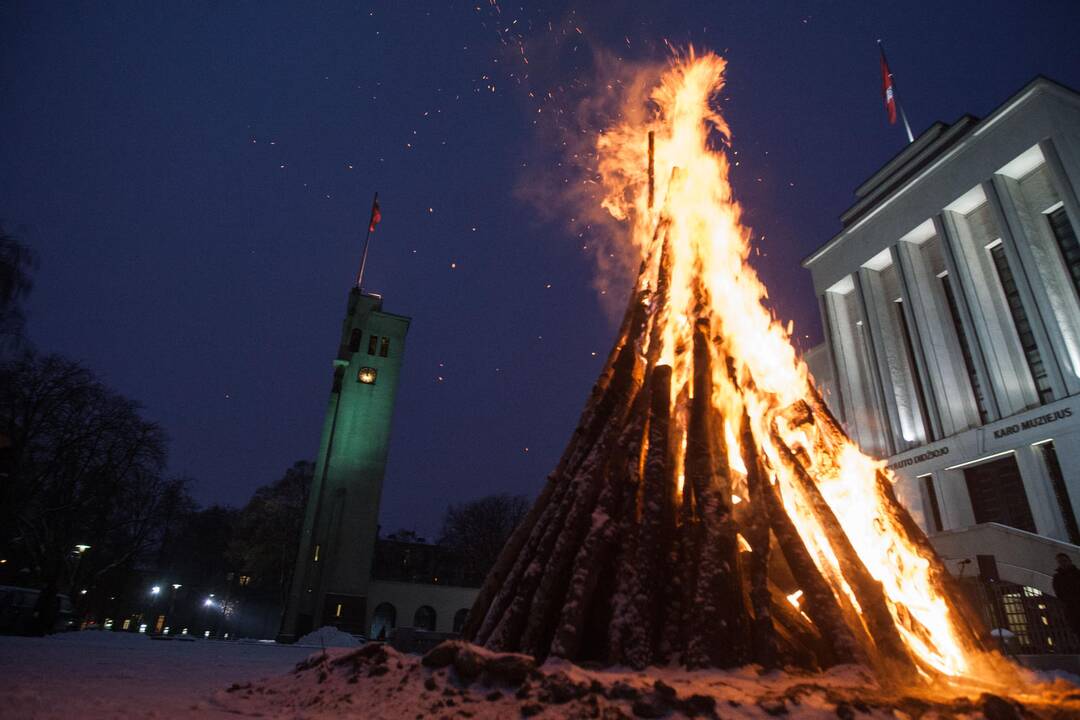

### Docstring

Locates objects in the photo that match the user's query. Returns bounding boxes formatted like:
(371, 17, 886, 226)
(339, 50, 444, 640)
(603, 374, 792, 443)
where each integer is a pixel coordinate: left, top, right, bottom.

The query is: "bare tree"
(0, 225, 35, 351)
(438, 494, 529, 586)
(0, 353, 170, 633)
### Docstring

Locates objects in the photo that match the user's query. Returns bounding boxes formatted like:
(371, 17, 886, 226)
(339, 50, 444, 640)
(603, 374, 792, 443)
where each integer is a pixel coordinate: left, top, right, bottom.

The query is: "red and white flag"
(368, 197, 382, 232)
(879, 46, 897, 125)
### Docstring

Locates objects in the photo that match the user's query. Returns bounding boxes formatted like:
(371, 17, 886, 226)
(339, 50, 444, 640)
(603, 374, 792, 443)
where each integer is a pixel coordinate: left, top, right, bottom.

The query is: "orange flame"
(595, 49, 982, 680)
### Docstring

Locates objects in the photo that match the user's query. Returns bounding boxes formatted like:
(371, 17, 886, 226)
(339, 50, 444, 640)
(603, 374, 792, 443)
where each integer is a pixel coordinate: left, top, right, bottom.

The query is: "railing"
(960, 577, 1079, 655)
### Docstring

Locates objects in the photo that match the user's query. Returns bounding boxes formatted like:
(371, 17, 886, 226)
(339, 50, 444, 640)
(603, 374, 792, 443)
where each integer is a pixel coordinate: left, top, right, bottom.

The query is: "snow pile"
(214, 640, 1080, 719)
(296, 625, 362, 648)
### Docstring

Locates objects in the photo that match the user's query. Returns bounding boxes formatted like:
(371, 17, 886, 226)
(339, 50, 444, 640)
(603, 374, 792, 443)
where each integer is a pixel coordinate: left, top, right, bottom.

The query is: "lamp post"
(168, 584, 181, 629)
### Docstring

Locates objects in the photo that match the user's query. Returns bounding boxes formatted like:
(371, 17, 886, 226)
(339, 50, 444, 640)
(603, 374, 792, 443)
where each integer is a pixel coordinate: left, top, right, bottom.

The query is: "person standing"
(1052, 553, 1080, 640)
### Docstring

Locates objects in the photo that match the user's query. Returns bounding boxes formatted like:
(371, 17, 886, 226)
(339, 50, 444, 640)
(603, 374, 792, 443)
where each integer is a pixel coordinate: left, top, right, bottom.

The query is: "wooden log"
(771, 435, 916, 677)
(463, 473, 558, 640)
(618, 365, 673, 668)
(804, 384, 990, 655)
(521, 382, 644, 658)
(476, 292, 650, 649)
(682, 320, 748, 668)
(739, 411, 777, 668)
(763, 470, 861, 665)
(766, 581, 825, 670)
(550, 393, 647, 660)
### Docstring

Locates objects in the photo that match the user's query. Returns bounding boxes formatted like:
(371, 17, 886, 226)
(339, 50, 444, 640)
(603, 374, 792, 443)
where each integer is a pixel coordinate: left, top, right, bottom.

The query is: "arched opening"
(413, 605, 436, 632)
(370, 602, 396, 641)
(452, 608, 469, 634)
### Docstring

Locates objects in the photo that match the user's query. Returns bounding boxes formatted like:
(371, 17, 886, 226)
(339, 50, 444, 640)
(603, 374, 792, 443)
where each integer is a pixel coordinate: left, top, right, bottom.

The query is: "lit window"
(379, 337, 390, 357)
(239, 575, 251, 587)
(335, 603, 343, 618)
(358, 367, 377, 384)
(368, 335, 378, 355)
(313, 544, 320, 562)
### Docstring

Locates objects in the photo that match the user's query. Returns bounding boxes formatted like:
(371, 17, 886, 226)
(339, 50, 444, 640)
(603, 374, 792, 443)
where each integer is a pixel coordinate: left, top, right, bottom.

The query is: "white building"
(803, 77, 1080, 605)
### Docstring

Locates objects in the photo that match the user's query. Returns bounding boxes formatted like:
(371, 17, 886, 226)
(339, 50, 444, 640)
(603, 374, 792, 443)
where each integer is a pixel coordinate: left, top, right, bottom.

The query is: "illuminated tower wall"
(280, 289, 410, 640)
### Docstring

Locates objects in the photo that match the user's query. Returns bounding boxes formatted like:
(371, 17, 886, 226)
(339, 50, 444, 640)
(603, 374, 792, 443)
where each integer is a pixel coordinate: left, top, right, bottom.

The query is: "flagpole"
(898, 103, 915, 144)
(356, 191, 378, 290)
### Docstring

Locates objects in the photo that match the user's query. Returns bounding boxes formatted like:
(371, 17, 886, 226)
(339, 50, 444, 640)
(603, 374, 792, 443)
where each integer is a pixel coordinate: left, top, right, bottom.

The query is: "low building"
(803, 77, 1080, 654)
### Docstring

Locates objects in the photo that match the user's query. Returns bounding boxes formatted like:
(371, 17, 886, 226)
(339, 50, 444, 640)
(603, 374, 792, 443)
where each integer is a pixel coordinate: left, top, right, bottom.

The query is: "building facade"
(278, 287, 478, 643)
(802, 77, 1080, 604)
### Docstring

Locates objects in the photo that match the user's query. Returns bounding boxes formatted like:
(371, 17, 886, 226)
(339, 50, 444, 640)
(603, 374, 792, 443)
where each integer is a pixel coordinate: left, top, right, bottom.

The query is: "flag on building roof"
(879, 45, 897, 125)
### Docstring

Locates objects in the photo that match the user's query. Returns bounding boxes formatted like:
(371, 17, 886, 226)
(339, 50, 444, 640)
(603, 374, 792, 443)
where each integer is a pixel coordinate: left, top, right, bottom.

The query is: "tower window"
(349, 329, 362, 353)
(358, 367, 378, 385)
(379, 337, 390, 357)
(367, 335, 378, 355)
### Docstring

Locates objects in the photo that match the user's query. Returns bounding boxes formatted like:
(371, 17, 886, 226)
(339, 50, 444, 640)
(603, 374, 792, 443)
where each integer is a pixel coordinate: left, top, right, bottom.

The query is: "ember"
(464, 50, 1023, 691)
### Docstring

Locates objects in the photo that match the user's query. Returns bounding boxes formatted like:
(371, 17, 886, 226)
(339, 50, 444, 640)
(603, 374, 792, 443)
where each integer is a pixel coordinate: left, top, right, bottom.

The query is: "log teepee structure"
(463, 51, 998, 685)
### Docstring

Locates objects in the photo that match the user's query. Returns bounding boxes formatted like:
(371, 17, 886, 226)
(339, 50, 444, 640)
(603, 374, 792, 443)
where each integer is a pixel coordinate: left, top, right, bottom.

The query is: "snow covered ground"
(2, 632, 1078, 718)
(0, 630, 315, 719)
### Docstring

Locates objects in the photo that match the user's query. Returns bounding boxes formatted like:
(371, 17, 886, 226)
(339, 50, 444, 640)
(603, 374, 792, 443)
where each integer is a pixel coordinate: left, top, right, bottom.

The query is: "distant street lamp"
(150, 585, 161, 595)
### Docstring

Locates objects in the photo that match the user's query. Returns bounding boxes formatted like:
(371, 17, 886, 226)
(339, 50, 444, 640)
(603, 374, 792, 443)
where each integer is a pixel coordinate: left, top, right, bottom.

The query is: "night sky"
(3, 1, 1079, 539)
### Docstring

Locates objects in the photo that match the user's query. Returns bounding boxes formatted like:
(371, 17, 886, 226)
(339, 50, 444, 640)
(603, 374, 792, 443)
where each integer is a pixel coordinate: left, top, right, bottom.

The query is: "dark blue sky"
(3, 1, 1079, 538)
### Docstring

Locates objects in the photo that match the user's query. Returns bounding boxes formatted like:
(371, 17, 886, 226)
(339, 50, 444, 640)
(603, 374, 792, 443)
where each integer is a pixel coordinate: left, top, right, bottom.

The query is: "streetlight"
(150, 585, 161, 595)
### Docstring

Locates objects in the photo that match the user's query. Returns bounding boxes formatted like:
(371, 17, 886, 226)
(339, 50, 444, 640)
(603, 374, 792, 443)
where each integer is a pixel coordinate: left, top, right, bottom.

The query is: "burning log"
(466, 49, 999, 688)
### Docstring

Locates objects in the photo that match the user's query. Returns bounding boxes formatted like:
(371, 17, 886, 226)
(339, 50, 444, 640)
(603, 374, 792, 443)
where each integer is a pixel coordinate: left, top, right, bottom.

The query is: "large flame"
(595, 50, 977, 680)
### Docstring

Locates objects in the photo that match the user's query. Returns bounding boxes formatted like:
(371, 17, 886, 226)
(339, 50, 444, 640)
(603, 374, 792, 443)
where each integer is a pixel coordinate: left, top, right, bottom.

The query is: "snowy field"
(3, 631, 1078, 719)
(0, 630, 317, 719)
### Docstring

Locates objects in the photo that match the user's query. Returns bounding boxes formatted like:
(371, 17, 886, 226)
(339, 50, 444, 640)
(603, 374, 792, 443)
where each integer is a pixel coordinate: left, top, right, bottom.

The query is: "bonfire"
(463, 50, 1018, 691)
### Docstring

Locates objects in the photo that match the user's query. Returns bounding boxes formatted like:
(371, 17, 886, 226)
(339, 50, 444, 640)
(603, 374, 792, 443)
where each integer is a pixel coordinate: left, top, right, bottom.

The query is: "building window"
(988, 243, 1053, 404)
(453, 608, 469, 634)
(894, 299, 935, 441)
(371, 603, 396, 641)
(963, 454, 1037, 533)
(1035, 440, 1080, 545)
(940, 274, 990, 424)
(414, 605, 436, 632)
(921, 474, 943, 533)
(313, 544, 320, 562)
(1048, 207, 1080, 300)
(238, 575, 251, 587)
(349, 329, 362, 353)
(368, 335, 378, 355)
(357, 367, 377, 385)
(379, 336, 390, 357)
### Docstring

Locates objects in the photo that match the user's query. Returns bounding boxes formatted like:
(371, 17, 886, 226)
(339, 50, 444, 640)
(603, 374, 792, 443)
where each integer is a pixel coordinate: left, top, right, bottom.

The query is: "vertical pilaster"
(934, 213, 1001, 423)
(892, 243, 943, 440)
(1015, 444, 1068, 540)
(853, 270, 898, 455)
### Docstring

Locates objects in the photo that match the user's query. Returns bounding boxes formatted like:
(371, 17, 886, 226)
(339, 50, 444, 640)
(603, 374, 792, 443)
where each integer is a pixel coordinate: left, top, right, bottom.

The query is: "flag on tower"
(879, 46, 897, 124)
(368, 197, 382, 232)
